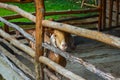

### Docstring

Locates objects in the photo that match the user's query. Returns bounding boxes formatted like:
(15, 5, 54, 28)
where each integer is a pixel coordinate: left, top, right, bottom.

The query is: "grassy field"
(0, 0, 81, 20)
(0, 0, 96, 27)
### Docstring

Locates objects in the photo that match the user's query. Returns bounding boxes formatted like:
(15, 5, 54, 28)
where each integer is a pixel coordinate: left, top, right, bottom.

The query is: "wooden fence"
(0, 1, 120, 80)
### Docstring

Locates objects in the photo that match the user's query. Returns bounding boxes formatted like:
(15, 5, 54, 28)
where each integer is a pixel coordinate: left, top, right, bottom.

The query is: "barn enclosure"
(0, 0, 120, 80)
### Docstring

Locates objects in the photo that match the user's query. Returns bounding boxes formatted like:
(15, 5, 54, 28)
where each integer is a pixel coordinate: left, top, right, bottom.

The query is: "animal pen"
(0, 0, 120, 80)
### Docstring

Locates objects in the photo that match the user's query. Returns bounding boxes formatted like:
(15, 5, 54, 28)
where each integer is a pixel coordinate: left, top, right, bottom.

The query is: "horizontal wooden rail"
(45, 8, 99, 16)
(3, 13, 98, 21)
(64, 21, 98, 25)
(42, 20, 120, 49)
(3, 14, 28, 20)
(56, 14, 98, 22)
(3, 10, 99, 20)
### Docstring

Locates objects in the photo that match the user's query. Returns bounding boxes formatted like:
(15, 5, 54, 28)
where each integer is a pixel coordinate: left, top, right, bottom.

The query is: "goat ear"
(45, 28, 54, 37)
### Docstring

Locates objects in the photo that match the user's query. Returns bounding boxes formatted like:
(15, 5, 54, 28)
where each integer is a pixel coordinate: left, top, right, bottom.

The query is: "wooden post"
(102, 0, 106, 29)
(116, 0, 119, 26)
(34, 0, 44, 80)
(98, 0, 102, 31)
(108, 0, 113, 28)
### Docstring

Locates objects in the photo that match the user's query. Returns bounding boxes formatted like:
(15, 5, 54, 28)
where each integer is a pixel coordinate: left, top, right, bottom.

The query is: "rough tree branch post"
(34, 0, 45, 80)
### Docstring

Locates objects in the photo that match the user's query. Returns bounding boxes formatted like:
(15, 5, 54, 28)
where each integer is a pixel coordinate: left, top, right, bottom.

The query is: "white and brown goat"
(28, 28, 75, 67)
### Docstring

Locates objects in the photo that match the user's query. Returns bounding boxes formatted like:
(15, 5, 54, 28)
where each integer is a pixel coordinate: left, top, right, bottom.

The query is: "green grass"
(45, 0, 80, 11)
(0, 0, 81, 18)
(0, 0, 96, 26)
(0, 2, 35, 26)
(0, 3, 35, 16)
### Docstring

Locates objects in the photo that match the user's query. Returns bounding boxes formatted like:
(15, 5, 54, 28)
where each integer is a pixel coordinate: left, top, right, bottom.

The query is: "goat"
(28, 28, 69, 67)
